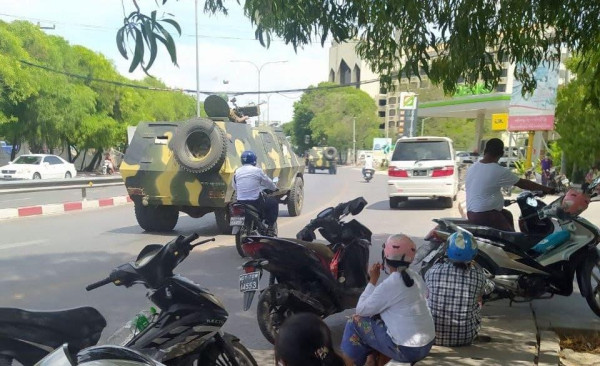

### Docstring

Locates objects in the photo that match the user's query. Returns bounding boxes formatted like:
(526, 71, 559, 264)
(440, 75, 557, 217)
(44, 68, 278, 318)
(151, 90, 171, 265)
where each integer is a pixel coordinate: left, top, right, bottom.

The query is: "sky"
(0, 0, 331, 123)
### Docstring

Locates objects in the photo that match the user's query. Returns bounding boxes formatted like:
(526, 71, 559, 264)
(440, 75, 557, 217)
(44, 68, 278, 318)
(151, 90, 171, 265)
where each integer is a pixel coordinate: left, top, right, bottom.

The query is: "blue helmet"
(447, 231, 478, 263)
(241, 150, 257, 166)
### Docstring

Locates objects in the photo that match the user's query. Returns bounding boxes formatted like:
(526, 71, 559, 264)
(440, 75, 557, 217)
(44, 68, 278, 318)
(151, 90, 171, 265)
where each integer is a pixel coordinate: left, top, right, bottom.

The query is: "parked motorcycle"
(101, 159, 114, 175)
(0, 234, 257, 366)
(238, 197, 371, 344)
(363, 168, 375, 183)
(548, 167, 570, 193)
(34, 344, 165, 366)
(417, 184, 600, 317)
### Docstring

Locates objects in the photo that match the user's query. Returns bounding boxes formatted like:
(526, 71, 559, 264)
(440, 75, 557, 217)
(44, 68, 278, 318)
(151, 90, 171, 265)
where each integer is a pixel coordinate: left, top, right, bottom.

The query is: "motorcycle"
(0, 234, 257, 366)
(33, 344, 165, 366)
(417, 183, 600, 317)
(238, 197, 371, 344)
(101, 159, 114, 175)
(548, 167, 570, 193)
(230, 178, 280, 257)
(363, 168, 375, 183)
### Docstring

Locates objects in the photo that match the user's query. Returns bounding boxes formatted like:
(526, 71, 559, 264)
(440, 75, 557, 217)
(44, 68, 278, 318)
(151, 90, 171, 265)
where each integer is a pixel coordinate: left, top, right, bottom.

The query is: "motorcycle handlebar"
(86, 277, 112, 291)
(180, 233, 199, 246)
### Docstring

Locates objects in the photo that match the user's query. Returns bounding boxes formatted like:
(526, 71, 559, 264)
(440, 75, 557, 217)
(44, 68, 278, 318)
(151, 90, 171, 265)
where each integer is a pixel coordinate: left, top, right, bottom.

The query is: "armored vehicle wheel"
(134, 202, 178, 232)
(214, 207, 233, 235)
(287, 177, 304, 216)
(169, 117, 227, 173)
(324, 147, 337, 160)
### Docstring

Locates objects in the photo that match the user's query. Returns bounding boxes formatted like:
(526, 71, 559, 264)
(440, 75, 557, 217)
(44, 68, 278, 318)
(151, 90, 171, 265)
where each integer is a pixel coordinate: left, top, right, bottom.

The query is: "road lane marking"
(0, 239, 48, 250)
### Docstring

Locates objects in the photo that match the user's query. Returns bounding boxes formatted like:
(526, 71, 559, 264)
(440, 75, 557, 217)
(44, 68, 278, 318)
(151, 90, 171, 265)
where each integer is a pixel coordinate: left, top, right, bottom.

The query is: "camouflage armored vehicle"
(306, 146, 337, 174)
(120, 95, 305, 234)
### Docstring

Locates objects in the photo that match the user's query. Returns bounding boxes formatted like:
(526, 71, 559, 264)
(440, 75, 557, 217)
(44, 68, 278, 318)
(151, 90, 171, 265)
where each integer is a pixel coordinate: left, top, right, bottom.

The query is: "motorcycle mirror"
(348, 197, 367, 215)
(526, 197, 538, 207)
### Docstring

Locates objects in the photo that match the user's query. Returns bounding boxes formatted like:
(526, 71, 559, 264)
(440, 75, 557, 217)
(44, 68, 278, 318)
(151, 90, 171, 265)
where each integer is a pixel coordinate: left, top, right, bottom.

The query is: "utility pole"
(353, 117, 357, 165)
(194, 0, 201, 117)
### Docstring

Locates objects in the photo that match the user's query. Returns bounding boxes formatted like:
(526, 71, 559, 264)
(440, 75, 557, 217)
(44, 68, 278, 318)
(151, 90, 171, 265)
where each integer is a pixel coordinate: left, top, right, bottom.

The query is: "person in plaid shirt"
(425, 231, 486, 347)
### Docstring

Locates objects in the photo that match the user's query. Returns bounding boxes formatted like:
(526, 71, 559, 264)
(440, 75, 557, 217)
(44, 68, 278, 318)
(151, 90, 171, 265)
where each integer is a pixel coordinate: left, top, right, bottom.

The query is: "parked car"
(499, 149, 519, 167)
(455, 151, 479, 164)
(0, 141, 12, 155)
(388, 136, 459, 208)
(0, 154, 77, 180)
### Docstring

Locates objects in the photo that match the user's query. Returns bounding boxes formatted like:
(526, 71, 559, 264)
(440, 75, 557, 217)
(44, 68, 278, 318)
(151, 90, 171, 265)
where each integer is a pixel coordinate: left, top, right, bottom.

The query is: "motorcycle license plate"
(239, 271, 260, 292)
(230, 216, 245, 226)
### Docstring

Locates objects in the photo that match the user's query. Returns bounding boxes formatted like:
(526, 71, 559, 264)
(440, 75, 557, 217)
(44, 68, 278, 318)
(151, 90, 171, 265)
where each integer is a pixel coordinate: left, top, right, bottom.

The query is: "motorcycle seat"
(438, 217, 471, 225)
(464, 226, 541, 252)
(0, 307, 106, 364)
(284, 239, 334, 262)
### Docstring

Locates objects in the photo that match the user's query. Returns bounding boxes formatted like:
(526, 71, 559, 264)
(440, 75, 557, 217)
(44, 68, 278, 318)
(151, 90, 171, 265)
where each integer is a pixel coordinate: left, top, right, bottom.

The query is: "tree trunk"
(80, 148, 88, 171)
(85, 150, 102, 172)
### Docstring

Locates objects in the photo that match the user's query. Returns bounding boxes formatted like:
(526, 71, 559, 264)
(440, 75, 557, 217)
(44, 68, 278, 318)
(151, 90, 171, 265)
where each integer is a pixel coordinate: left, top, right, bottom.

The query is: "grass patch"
(555, 328, 600, 354)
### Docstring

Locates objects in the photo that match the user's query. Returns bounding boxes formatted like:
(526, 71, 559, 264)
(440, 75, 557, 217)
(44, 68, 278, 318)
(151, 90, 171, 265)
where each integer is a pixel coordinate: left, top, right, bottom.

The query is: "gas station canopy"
(418, 94, 511, 119)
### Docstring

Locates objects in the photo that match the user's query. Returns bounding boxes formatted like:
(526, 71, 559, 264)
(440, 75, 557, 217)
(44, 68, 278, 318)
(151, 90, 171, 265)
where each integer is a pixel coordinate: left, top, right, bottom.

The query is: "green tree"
(555, 57, 600, 169)
(123, 1, 600, 103)
(287, 83, 379, 155)
(0, 20, 197, 168)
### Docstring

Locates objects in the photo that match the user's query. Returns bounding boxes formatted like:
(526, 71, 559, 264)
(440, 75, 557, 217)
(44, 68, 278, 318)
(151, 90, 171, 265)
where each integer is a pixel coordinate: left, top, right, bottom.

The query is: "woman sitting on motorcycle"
(340, 234, 435, 365)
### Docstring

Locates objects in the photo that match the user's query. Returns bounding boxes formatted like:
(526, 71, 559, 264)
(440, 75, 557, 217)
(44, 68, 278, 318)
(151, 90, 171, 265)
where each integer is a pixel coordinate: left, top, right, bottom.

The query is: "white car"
(0, 154, 77, 180)
(455, 151, 479, 164)
(387, 136, 459, 208)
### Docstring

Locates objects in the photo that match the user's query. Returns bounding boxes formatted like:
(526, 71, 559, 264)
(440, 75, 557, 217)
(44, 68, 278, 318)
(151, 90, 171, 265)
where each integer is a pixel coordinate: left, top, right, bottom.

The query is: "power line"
(0, 12, 280, 42)
(19, 59, 380, 96)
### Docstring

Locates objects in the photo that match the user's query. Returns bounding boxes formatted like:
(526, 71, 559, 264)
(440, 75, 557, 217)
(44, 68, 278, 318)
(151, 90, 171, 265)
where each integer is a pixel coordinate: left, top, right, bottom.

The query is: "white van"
(387, 136, 459, 208)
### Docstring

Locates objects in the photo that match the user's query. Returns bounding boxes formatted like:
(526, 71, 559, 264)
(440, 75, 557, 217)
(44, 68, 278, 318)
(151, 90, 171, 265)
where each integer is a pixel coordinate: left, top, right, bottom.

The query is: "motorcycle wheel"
(256, 285, 293, 344)
(196, 338, 257, 366)
(582, 255, 600, 317)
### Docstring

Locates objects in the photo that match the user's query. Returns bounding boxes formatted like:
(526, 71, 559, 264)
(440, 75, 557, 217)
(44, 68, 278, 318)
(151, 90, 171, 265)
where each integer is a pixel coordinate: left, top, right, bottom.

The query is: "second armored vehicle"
(306, 146, 337, 174)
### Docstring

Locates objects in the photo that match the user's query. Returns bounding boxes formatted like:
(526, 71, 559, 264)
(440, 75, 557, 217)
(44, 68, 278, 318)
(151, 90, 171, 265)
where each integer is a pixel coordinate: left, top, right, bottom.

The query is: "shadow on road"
(367, 199, 449, 211)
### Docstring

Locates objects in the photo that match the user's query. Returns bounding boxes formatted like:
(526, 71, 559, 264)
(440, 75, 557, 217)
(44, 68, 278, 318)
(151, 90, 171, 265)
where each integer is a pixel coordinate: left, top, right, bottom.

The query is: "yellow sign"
(492, 113, 508, 131)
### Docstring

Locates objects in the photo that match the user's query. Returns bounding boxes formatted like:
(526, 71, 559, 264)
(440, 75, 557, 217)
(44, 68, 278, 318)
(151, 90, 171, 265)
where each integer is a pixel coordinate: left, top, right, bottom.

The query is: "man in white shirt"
(466, 138, 554, 231)
(233, 150, 279, 234)
(362, 154, 375, 177)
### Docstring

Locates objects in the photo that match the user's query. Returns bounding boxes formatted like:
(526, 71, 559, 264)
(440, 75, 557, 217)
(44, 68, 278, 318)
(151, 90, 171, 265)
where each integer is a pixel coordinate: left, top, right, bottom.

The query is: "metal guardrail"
(0, 176, 125, 199)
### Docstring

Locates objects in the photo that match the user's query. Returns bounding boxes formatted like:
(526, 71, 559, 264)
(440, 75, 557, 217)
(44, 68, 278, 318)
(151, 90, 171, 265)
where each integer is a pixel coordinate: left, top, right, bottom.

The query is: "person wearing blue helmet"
(233, 150, 279, 234)
(424, 231, 486, 347)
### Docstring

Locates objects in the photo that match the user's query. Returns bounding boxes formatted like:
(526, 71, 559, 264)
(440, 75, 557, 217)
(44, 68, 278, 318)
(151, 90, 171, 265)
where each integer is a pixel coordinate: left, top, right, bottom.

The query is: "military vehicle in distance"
(306, 146, 337, 174)
(121, 95, 305, 234)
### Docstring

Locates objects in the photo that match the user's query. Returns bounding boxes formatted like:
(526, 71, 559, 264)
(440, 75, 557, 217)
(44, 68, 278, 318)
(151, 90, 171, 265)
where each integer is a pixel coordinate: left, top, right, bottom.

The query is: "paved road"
(0, 166, 598, 354)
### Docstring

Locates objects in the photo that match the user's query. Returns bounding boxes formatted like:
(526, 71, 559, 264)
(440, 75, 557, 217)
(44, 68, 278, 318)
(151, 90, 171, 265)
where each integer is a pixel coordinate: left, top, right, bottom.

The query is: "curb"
(0, 196, 132, 220)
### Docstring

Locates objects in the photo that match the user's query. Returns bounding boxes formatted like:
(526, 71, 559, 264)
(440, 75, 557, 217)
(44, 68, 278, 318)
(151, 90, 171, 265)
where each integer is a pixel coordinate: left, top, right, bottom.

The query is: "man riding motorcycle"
(465, 138, 555, 231)
(233, 150, 278, 236)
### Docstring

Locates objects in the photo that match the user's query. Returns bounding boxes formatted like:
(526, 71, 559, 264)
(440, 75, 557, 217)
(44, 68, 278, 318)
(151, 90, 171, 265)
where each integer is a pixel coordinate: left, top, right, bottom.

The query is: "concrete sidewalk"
(248, 300, 557, 365)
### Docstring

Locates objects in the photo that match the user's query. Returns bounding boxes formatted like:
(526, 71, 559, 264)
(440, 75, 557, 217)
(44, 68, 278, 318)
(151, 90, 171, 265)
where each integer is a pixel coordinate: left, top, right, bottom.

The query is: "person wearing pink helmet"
(340, 234, 435, 365)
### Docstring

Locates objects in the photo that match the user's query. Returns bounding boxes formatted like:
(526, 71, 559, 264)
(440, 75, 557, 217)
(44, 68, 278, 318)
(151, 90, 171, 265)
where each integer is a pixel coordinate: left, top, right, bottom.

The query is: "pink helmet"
(561, 189, 590, 216)
(383, 234, 416, 263)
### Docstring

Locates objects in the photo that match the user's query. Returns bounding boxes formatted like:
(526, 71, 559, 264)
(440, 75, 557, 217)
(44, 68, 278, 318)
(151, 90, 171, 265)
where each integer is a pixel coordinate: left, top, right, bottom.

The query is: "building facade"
(328, 41, 571, 141)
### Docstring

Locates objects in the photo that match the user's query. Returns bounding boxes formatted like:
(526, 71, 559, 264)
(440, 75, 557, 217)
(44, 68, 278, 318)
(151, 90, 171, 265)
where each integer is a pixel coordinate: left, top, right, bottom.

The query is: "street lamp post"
(420, 117, 433, 136)
(353, 116, 357, 165)
(194, 0, 200, 117)
(230, 60, 287, 125)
